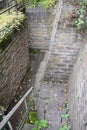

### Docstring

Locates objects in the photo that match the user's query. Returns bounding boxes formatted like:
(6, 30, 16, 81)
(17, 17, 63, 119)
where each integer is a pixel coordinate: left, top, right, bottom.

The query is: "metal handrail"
(0, 87, 34, 130)
(0, 4, 16, 15)
(0, 0, 24, 15)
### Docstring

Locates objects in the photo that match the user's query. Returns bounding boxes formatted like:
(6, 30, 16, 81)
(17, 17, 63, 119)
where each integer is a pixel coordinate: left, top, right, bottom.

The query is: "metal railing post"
(32, 89, 35, 110)
(24, 100, 30, 123)
(6, 0, 10, 14)
(24, 100, 28, 111)
(0, 87, 34, 130)
(14, 0, 18, 15)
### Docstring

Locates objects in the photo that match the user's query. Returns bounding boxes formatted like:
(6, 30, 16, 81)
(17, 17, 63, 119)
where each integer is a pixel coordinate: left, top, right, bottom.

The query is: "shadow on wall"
(0, 0, 6, 9)
(69, 39, 87, 130)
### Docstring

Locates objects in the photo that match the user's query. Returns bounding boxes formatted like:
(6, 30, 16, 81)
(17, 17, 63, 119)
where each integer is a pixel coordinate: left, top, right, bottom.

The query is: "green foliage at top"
(75, 0, 87, 31)
(17, 0, 23, 5)
(38, 0, 57, 8)
(32, 119, 48, 130)
(25, 0, 57, 8)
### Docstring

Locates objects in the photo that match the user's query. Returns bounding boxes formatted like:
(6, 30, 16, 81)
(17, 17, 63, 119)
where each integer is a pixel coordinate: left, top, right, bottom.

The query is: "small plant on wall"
(73, 0, 87, 31)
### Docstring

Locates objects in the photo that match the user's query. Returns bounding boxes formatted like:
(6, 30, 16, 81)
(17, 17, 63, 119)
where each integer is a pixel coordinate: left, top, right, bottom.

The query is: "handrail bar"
(0, 87, 34, 130)
(0, 4, 16, 15)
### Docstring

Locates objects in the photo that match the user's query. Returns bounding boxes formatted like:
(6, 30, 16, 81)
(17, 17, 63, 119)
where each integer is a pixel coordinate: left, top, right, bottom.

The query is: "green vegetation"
(0, 106, 5, 113)
(17, 0, 23, 5)
(25, 0, 57, 8)
(74, 0, 87, 31)
(76, 95, 80, 100)
(29, 48, 40, 54)
(38, 0, 57, 8)
(27, 110, 48, 130)
(0, 11, 25, 51)
(29, 111, 38, 124)
(61, 114, 70, 119)
(25, 111, 38, 124)
(32, 119, 48, 130)
(66, 103, 71, 110)
(0, 12, 25, 31)
(59, 124, 71, 130)
(59, 102, 71, 130)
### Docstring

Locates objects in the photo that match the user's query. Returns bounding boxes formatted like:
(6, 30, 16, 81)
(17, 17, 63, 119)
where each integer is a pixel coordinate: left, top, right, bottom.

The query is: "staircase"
(45, 27, 82, 83)
(22, 0, 83, 130)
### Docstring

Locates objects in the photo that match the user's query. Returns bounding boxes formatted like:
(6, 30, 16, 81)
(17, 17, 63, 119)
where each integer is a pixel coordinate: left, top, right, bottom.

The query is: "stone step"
(44, 27, 82, 83)
(22, 124, 35, 130)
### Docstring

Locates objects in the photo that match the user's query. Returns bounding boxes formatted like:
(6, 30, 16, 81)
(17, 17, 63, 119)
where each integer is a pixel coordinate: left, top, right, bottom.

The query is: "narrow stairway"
(23, 0, 82, 130)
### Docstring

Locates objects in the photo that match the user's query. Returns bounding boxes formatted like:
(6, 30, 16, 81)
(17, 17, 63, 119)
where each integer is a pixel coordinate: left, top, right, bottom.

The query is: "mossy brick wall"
(69, 38, 87, 130)
(26, 8, 55, 50)
(0, 29, 29, 109)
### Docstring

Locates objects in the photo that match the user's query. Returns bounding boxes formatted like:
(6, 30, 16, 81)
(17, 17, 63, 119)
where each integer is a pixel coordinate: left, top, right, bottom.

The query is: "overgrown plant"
(0, 12, 25, 51)
(32, 119, 48, 130)
(75, 0, 87, 31)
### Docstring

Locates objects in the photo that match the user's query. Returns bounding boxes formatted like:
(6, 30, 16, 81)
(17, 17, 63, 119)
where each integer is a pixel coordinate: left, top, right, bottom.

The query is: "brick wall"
(0, 29, 29, 108)
(26, 8, 55, 50)
(69, 38, 87, 130)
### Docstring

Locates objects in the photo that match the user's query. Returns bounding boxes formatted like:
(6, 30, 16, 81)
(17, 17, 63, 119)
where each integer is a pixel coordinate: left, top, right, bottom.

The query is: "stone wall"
(26, 8, 55, 50)
(0, 29, 29, 108)
(69, 38, 87, 130)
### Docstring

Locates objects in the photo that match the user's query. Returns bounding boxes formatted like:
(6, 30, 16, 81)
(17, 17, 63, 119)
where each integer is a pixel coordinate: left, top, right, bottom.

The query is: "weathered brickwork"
(26, 8, 55, 50)
(0, 29, 29, 108)
(69, 39, 87, 130)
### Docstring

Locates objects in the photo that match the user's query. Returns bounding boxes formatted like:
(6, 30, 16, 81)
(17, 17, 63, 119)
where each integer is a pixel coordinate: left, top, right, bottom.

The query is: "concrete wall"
(26, 8, 55, 50)
(69, 38, 87, 130)
(0, 29, 29, 108)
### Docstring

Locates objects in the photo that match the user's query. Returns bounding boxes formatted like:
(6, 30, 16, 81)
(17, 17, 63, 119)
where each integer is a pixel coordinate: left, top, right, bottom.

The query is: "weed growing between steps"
(59, 124, 71, 130)
(59, 102, 71, 130)
(25, 110, 48, 130)
(32, 119, 48, 130)
(25, 111, 38, 124)
(29, 111, 38, 124)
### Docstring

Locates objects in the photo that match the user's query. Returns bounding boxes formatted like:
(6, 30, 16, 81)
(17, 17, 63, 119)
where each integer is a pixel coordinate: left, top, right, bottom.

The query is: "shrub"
(0, 11, 25, 51)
